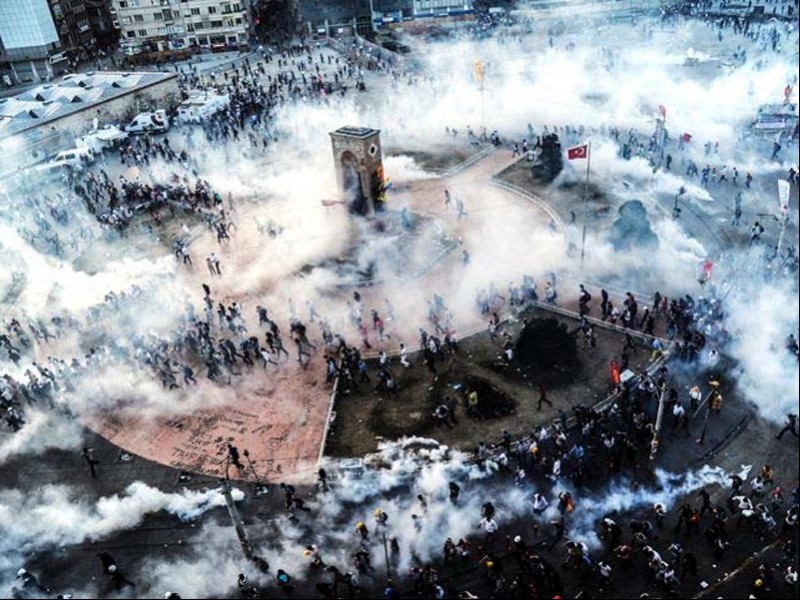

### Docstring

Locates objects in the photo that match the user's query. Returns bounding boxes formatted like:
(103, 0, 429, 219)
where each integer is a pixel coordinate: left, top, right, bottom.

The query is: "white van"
(125, 109, 170, 134)
(33, 147, 94, 174)
(176, 92, 230, 124)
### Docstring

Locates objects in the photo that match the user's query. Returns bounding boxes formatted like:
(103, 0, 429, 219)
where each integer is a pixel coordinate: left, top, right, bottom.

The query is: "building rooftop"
(0, 71, 177, 140)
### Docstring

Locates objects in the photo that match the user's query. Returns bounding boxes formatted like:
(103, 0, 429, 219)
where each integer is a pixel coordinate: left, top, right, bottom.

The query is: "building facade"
(299, 0, 475, 35)
(111, 0, 249, 56)
(85, 0, 119, 48)
(49, 0, 97, 61)
(410, 0, 474, 18)
(0, 0, 63, 85)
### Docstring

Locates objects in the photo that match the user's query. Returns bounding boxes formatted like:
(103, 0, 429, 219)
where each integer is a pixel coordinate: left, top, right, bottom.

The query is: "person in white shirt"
(399, 343, 410, 367)
(532, 493, 549, 515)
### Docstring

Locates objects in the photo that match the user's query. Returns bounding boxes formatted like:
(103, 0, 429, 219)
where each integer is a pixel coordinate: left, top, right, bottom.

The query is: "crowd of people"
(2, 4, 799, 599)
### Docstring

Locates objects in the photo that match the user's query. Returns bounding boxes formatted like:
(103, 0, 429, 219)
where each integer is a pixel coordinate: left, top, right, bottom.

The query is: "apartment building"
(111, 0, 249, 56)
(49, 0, 96, 60)
(182, 0, 249, 51)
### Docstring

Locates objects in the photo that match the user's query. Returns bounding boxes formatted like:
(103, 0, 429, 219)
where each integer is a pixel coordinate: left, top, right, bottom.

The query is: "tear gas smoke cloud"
(0, 223, 177, 317)
(132, 439, 733, 598)
(722, 265, 799, 423)
(561, 465, 730, 549)
(0, 410, 83, 464)
(0, 482, 243, 551)
(4, 14, 794, 433)
(0, 21, 797, 599)
(0, 481, 244, 596)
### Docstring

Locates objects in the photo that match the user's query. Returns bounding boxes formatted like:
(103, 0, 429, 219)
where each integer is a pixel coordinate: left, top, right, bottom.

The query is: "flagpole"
(580, 141, 591, 269)
(480, 79, 485, 130)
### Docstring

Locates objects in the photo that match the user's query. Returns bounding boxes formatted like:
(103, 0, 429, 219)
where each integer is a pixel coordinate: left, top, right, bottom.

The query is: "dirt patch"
(460, 375, 516, 419)
(325, 306, 656, 458)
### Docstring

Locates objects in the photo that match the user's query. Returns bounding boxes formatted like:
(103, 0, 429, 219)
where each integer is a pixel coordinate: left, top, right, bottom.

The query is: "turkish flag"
(682, 132, 692, 143)
(658, 105, 667, 119)
(567, 144, 588, 160)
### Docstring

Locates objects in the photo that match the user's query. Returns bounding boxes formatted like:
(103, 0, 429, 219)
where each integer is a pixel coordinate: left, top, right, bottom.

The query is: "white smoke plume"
(131, 439, 732, 597)
(0, 410, 83, 464)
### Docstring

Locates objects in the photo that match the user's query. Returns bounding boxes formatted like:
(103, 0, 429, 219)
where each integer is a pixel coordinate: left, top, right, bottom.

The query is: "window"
(154, 12, 163, 20)
(186, 23, 194, 32)
(233, 3, 241, 11)
(190, 7, 200, 15)
(127, 31, 136, 37)
(134, 14, 144, 22)
(122, 15, 132, 24)
(211, 20, 223, 28)
(118, 0, 128, 7)
(138, 29, 148, 36)
(207, 6, 217, 14)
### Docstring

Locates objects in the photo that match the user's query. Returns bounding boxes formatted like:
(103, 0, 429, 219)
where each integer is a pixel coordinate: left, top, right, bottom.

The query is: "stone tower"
(329, 126, 383, 216)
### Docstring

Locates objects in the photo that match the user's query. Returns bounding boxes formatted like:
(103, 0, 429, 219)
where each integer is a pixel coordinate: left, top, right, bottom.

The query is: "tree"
(253, 0, 299, 42)
(531, 133, 563, 182)
(515, 318, 578, 385)
(608, 200, 659, 252)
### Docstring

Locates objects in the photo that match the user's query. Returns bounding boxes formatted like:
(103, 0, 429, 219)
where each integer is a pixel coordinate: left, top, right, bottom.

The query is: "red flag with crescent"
(567, 144, 588, 160)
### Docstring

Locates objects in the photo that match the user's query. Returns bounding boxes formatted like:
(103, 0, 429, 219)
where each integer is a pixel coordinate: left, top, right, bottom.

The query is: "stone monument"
(330, 126, 384, 216)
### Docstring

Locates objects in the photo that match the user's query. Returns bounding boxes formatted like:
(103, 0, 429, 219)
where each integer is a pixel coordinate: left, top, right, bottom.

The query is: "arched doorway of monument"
(340, 151, 367, 215)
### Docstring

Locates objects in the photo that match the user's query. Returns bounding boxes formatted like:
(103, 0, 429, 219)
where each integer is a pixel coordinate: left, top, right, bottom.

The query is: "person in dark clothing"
(600, 289, 610, 318)
(97, 552, 135, 590)
(697, 489, 713, 516)
(680, 552, 698, 581)
(227, 443, 244, 470)
(537, 384, 553, 411)
(777, 414, 799, 440)
(449, 481, 460, 504)
(623, 333, 637, 355)
(82, 447, 100, 479)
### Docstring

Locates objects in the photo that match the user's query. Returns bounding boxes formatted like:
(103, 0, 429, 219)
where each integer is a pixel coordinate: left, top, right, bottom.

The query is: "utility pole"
(382, 532, 391, 579)
(649, 379, 668, 461)
(221, 477, 255, 559)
